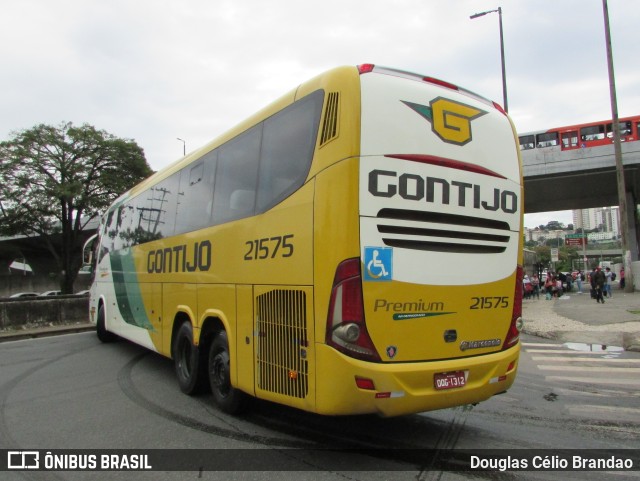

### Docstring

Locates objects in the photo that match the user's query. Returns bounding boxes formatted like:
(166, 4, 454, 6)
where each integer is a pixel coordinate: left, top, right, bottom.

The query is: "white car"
(9, 292, 40, 298)
(39, 290, 62, 297)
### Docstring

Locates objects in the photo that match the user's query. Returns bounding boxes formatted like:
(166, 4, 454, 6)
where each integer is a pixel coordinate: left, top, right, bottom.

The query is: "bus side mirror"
(82, 233, 98, 267)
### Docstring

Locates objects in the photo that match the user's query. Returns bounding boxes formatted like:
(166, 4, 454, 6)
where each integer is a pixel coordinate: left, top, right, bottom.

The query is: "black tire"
(208, 330, 247, 414)
(173, 322, 207, 394)
(96, 304, 117, 343)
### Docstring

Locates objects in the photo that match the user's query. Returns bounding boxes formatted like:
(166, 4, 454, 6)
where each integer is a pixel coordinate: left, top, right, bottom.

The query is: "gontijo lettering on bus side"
(146, 240, 212, 274)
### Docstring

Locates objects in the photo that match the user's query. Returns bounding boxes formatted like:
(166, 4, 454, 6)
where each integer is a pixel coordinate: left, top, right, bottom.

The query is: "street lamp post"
(470, 7, 508, 113)
(177, 137, 186, 156)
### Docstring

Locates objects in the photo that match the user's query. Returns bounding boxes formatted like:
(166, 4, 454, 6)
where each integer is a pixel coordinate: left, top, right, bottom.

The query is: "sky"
(2, 0, 638, 229)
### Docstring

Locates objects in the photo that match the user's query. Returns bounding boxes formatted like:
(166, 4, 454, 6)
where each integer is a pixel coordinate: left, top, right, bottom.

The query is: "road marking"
(539, 365, 640, 373)
(568, 404, 640, 423)
(568, 405, 640, 415)
(524, 349, 612, 355)
(545, 376, 640, 386)
(532, 356, 640, 363)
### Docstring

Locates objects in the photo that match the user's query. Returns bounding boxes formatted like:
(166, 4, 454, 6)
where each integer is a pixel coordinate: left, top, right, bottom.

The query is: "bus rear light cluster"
(326, 258, 381, 362)
(503, 265, 524, 350)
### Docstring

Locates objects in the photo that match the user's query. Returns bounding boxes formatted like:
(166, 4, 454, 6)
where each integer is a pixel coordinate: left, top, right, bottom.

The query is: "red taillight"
(503, 265, 523, 350)
(326, 258, 381, 362)
(355, 377, 376, 390)
(492, 101, 507, 116)
(422, 76, 459, 91)
(358, 64, 375, 74)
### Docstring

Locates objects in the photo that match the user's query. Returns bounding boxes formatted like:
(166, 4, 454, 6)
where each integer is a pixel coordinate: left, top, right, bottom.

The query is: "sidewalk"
(522, 285, 640, 352)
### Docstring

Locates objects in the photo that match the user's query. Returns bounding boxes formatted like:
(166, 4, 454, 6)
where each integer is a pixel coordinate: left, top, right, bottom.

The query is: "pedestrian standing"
(531, 274, 540, 299)
(589, 267, 597, 299)
(620, 267, 626, 290)
(604, 267, 613, 298)
(576, 270, 583, 294)
(594, 267, 606, 304)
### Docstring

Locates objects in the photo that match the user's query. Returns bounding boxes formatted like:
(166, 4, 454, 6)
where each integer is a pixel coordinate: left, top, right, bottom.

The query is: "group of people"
(588, 266, 620, 304)
(522, 271, 573, 300)
(522, 267, 623, 303)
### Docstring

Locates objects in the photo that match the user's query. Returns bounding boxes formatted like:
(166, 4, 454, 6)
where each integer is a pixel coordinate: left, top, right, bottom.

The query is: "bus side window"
(580, 125, 605, 142)
(518, 134, 534, 151)
(536, 132, 559, 148)
(175, 152, 217, 235)
(145, 173, 179, 240)
(256, 90, 324, 212)
(211, 126, 261, 225)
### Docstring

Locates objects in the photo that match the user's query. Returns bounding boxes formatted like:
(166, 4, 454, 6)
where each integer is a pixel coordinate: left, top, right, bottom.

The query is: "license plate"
(434, 371, 467, 390)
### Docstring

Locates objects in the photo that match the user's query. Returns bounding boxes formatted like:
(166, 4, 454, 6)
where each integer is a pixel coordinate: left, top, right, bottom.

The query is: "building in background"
(573, 206, 620, 236)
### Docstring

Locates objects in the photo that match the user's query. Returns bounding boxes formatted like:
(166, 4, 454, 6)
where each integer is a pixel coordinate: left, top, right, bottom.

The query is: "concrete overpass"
(523, 140, 640, 259)
(0, 219, 99, 280)
(523, 141, 640, 212)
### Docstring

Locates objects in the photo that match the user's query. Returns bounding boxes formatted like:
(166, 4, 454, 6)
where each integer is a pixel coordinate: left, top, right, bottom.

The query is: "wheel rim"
(177, 338, 192, 379)
(211, 350, 231, 398)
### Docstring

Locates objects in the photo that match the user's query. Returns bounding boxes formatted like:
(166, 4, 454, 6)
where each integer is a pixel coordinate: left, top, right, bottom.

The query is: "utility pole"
(602, 0, 633, 292)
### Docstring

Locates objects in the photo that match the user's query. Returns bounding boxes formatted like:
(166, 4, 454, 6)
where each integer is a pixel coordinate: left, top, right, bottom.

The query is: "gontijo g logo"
(402, 97, 487, 146)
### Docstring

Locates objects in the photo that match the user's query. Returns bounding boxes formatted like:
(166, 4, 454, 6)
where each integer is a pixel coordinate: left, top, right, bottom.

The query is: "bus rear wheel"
(208, 331, 246, 414)
(173, 322, 206, 395)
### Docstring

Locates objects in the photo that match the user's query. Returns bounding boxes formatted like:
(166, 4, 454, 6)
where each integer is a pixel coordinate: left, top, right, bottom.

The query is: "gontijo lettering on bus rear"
(368, 170, 518, 214)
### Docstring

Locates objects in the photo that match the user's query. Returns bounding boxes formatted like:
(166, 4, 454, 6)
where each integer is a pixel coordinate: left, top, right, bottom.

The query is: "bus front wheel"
(208, 331, 246, 414)
(96, 304, 117, 343)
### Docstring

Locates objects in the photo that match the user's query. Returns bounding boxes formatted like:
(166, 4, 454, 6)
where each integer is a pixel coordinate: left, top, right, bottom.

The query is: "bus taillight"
(422, 76, 459, 91)
(503, 265, 524, 350)
(358, 64, 375, 74)
(326, 258, 381, 362)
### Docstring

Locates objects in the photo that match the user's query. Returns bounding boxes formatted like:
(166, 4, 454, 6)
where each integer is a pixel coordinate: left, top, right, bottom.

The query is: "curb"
(0, 324, 94, 343)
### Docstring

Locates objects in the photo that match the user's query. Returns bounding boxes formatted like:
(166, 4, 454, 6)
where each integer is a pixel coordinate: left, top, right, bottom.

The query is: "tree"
(0, 122, 153, 293)
(545, 220, 565, 231)
(534, 245, 578, 272)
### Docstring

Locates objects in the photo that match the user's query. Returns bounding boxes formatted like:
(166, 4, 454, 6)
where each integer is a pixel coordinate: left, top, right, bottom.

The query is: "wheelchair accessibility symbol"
(364, 247, 393, 281)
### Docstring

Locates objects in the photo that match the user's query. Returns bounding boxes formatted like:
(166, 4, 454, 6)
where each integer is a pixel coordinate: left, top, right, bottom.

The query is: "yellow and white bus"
(88, 64, 523, 417)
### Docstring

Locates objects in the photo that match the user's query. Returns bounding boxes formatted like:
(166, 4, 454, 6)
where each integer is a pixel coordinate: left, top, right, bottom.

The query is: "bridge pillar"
(628, 191, 639, 262)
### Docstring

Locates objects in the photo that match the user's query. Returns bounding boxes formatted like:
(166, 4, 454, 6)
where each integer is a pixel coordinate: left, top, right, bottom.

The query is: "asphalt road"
(1, 331, 639, 480)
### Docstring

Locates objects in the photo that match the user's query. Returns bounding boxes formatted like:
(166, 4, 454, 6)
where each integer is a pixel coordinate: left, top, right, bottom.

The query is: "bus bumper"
(314, 343, 520, 417)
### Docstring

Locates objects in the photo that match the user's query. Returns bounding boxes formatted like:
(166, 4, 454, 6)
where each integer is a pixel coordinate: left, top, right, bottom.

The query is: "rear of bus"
(316, 65, 523, 416)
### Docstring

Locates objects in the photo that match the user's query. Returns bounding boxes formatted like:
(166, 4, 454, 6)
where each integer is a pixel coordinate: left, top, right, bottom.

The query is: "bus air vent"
(256, 289, 309, 399)
(319, 92, 340, 146)
(376, 208, 511, 254)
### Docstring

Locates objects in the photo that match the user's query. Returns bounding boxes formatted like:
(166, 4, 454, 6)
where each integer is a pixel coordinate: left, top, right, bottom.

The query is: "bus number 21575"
(470, 296, 509, 309)
(243, 234, 294, 261)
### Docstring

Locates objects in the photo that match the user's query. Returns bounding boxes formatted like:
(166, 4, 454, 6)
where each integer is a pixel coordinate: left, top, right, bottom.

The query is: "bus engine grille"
(376, 208, 512, 254)
(256, 289, 309, 399)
